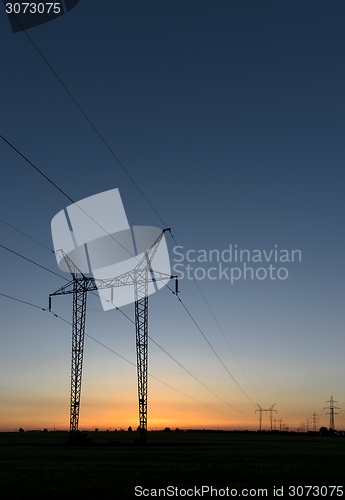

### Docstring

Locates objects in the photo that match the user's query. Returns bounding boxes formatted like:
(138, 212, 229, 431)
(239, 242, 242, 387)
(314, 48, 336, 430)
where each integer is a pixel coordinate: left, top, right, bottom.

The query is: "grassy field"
(0, 431, 344, 499)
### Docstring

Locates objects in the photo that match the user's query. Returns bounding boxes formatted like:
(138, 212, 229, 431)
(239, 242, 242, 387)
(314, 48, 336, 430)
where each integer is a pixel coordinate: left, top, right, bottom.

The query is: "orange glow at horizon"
(0, 391, 258, 431)
(0, 398, 265, 432)
(0, 384, 317, 433)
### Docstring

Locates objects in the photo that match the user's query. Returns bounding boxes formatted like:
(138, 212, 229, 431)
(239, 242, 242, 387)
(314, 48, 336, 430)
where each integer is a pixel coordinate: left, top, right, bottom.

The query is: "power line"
(149, 336, 252, 416)
(102, 293, 252, 415)
(167, 261, 268, 405)
(0, 292, 45, 311)
(0, 28, 265, 409)
(0, 135, 75, 204)
(2, 24, 265, 403)
(6, 25, 168, 229)
(86, 332, 248, 419)
(0, 230, 137, 320)
(2, 7, 296, 415)
(0, 134, 141, 265)
(0, 209, 260, 412)
(0, 243, 67, 281)
(1, 134, 179, 306)
(0, 218, 140, 313)
(188, 267, 267, 403)
(165, 284, 257, 408)
(106, 299, 251, 415)
(0, 291, 248, 420)
(0, 231, 253, 417)
(0, 218, 54, 253)
(1, 44, 265, 408)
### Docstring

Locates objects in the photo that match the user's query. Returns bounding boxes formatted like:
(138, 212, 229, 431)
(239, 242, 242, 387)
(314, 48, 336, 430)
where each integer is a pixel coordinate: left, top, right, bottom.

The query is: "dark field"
(0, 431, 344, 499)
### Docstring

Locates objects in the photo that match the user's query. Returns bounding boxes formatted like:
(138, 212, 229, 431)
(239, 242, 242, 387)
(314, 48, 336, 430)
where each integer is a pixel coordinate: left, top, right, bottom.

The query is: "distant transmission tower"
(278, 417, 284, 432)
(255, 404, 276, 430)
(50, 229, 175, 441)
(324, 396, 340, 431)
(311, 412, 318, 433)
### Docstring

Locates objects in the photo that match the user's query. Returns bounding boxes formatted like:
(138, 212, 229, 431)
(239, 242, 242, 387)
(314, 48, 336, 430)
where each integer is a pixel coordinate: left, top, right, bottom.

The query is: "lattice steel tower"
(311, 412, 318, 433)
(50, 229, 174, 441)
(255, 404, 276, 430)
(324, 396, 339, 431)
(49, 252, 90, 434)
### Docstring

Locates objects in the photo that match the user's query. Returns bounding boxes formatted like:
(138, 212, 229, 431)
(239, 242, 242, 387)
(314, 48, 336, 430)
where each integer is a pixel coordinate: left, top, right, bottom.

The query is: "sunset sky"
(0, 0, 344, 432)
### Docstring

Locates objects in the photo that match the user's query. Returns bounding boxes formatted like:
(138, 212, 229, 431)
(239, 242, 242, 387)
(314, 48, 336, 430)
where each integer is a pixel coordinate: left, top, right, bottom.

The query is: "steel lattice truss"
(70, 276, 88, 432)
(50, 229, 174, 439)
(135, 268, 149, 442)
(255, 404, 276, 431)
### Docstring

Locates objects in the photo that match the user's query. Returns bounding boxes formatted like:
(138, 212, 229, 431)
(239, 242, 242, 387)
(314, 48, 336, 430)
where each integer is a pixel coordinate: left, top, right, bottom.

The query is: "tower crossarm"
(49, 230, 174, 309)
(49, 277, 97, 299)
(49, 271, 174, 301)
(52, 229, 173, 294)
(55, 249, 86, 279)
(256, 404, 276, 413)
(49, 272, 174, 303)
(133, 228, 170, 270)
(95, 270, 173, 290)
(96, 228, 171, 288)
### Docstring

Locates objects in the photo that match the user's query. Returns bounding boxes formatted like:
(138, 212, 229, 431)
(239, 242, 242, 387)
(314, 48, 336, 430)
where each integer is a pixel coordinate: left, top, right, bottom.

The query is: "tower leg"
(70, 277, 88, 435)
(135, 270, 148, 444)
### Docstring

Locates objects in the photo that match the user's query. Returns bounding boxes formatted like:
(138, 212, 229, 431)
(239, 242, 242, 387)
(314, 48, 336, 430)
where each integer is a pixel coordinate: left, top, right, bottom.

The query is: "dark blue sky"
(0, 1, 344, 430)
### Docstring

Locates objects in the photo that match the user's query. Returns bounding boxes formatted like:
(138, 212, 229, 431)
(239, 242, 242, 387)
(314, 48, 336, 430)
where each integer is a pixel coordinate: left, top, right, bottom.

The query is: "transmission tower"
(134, 265, 149, 442)
(311, 412, 318, 433)
(49, 252, 90, 434)
(255, 404, 276, 430)
(50, 229, 175, 441)
(277, 417, 284, 432)
(324, 396, 340, 431)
